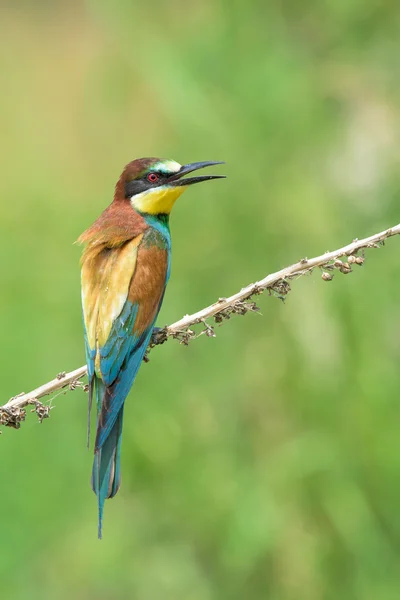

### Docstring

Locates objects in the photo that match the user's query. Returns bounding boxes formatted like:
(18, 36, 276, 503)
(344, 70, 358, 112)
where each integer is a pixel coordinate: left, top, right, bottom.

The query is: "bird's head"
(115, 157, 225, 215)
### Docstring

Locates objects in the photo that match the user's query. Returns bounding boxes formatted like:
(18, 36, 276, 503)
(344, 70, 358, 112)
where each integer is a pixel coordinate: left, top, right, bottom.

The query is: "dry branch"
(2, 222, 399, 429)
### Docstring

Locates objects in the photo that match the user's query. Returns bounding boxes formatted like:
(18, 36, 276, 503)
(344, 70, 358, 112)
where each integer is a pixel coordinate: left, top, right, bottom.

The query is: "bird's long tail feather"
(91, 378, 124, 539)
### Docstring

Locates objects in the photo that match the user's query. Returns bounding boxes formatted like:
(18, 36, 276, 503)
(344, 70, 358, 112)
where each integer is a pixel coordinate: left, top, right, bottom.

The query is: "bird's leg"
(150, 326, 168, 346)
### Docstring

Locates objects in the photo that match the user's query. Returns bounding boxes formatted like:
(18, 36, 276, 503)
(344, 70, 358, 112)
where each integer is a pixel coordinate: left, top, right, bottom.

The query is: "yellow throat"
(130, 184, 188, 215)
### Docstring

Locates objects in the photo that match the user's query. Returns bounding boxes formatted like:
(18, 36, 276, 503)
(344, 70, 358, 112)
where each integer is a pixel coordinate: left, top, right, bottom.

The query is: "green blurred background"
(1, 1, 400, 598)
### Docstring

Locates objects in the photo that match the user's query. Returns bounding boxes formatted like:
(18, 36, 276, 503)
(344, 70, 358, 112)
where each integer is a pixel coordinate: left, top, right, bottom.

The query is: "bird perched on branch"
(78, 157, 225, 538)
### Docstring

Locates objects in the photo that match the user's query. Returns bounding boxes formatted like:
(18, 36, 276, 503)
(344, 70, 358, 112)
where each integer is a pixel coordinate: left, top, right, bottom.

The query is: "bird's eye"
(147, 173, 159, 183)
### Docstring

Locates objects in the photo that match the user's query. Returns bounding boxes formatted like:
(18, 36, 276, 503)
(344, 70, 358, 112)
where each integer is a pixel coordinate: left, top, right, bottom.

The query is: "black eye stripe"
(125, 172, 169, 198)
(125, 171, 174, 198)
(125, 179, 147, 198)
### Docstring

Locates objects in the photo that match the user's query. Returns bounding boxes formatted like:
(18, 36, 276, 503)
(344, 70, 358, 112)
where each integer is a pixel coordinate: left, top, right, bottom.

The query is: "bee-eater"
(78, 157, 224, 538)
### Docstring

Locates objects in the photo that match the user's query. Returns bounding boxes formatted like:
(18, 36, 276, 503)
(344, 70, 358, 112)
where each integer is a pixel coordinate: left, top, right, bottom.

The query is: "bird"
(78, 157, 225, 538)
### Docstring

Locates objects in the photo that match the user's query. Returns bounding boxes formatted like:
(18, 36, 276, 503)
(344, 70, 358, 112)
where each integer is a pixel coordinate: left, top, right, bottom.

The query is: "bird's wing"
(81, 233, 169, 449)
(81, 235, 142, 384)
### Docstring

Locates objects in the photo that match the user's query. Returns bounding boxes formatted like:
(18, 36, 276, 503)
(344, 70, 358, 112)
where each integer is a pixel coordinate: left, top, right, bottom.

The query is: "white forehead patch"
(153, 159, 182, 174)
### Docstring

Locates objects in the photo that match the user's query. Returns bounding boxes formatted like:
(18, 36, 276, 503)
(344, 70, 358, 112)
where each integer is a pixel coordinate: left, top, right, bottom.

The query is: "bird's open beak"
(168, 161, 225, 186)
